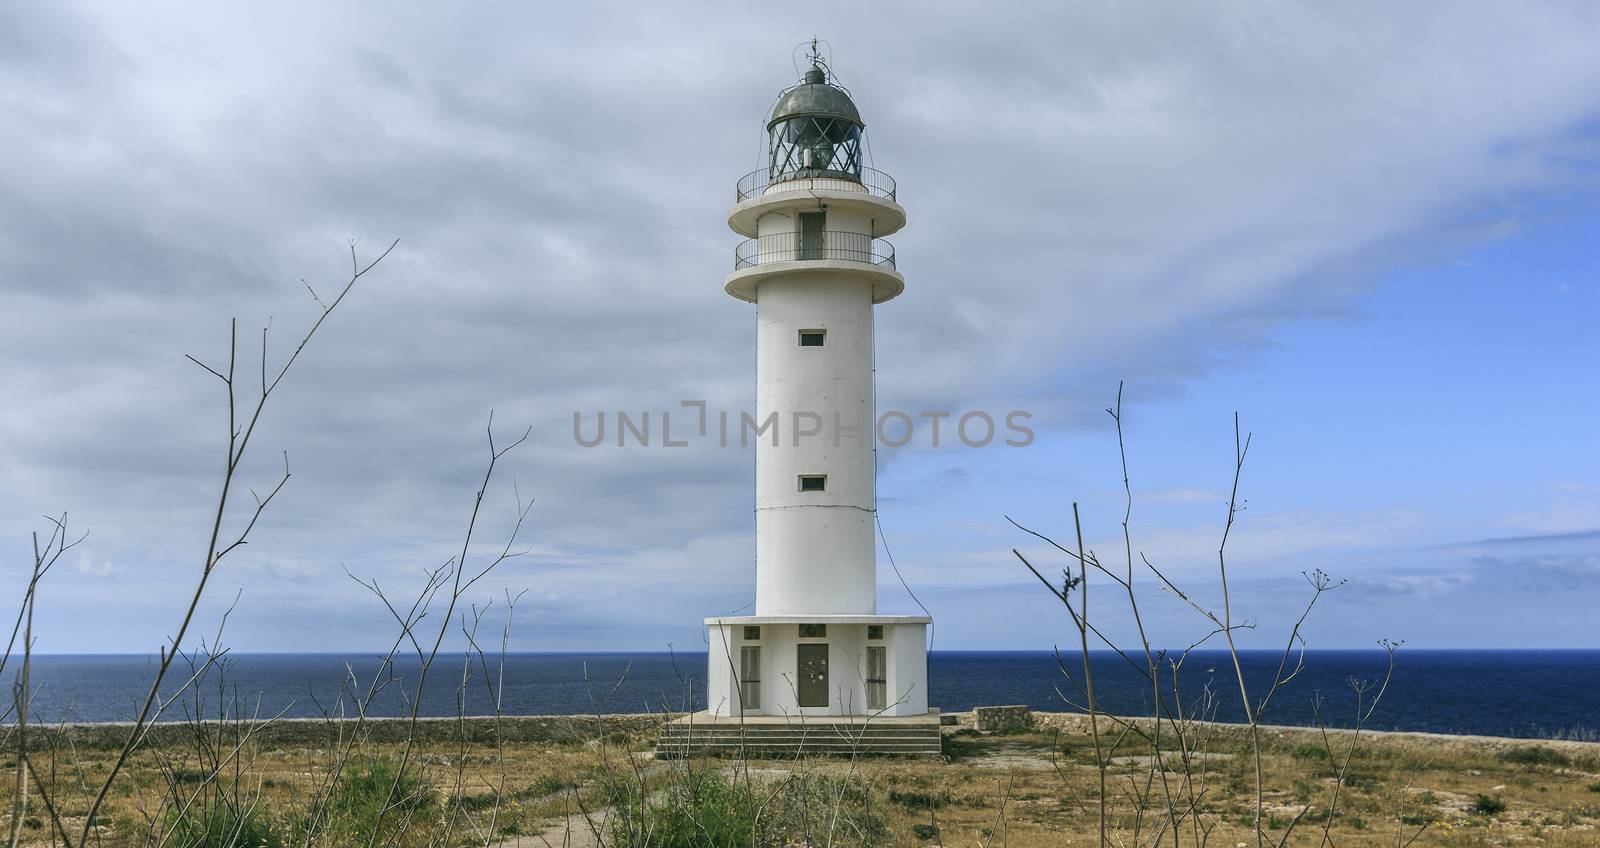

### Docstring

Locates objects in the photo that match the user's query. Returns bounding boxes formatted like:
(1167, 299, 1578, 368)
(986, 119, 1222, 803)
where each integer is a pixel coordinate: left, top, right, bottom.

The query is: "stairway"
(655, 711, 942, 758)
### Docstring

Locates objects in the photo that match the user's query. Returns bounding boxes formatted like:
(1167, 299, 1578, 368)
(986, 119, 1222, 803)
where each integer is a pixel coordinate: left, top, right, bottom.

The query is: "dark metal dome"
(767, 67, 862, 129)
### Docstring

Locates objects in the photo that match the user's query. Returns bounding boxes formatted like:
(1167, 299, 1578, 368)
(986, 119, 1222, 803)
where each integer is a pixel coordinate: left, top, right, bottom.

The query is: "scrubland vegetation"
(6, 714, 1600, 846)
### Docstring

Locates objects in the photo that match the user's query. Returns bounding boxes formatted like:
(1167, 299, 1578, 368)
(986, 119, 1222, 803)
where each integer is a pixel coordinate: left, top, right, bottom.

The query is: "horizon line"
(25, 646, 1600, 657)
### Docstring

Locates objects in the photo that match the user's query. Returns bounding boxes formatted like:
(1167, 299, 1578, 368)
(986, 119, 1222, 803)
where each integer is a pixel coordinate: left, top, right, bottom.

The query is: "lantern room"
(766, 64, 865, 183)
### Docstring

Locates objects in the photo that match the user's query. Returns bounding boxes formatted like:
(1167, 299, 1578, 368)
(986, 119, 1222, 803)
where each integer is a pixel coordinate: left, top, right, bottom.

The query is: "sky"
(2, 2, 1598, 655)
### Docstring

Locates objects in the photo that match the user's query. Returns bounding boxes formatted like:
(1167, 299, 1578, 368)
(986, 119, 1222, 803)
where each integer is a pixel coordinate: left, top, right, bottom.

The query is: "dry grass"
(7, 718, 1598, 847)
(899, 722, 1600, 847)
(5, 731, 623, 847)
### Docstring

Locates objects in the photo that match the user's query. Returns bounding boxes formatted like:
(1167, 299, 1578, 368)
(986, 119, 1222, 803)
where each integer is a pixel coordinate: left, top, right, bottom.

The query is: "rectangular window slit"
(799, 475, 826, 492)
(798, 329, 826, 346)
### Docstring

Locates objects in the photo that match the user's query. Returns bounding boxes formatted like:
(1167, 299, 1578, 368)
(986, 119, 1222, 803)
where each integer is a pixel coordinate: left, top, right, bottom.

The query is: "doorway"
(798, 211, 825, 260)
(797, 643, 829, 707)
(866, 646, 887, 711)
(739, 646, 761, 710)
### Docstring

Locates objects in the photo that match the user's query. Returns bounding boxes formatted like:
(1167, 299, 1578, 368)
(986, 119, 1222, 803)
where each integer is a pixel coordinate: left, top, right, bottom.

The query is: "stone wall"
(3, 714, 674, 753)
(972, 704, 1032, 733)
(12, 708, 1600, 755)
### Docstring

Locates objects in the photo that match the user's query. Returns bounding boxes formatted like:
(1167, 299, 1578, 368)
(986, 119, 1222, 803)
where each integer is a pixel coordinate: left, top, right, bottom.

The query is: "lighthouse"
(701, 50, 932, 723)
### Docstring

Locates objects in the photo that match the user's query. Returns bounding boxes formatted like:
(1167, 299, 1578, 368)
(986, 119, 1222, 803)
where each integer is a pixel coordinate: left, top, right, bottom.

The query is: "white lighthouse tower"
(701, 50, 932, 724)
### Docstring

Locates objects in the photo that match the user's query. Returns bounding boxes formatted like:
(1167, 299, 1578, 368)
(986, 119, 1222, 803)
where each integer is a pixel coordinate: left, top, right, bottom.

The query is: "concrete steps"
(655, 716, 942, 758)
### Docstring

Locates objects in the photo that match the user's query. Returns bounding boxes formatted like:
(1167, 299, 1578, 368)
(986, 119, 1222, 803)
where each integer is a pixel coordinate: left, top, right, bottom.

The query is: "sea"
(14, 650, 1598, 741)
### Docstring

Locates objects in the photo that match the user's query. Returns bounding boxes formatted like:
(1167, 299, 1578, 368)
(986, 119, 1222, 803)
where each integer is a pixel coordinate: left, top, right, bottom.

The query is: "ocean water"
(15, 650, 1598, 740)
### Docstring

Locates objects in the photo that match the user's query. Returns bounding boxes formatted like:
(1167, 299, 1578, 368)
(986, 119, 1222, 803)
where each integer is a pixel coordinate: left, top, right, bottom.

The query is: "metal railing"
(734, 230, 896, 270)
(735, 166, 897, 203)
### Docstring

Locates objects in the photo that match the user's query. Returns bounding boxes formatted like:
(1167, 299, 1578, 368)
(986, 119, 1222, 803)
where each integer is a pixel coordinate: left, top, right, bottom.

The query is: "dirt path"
(488, 812, 605, 848)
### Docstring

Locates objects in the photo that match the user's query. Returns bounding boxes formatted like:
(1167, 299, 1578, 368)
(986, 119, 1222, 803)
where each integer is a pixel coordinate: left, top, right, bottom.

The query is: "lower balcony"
(734, 230, 895, 270)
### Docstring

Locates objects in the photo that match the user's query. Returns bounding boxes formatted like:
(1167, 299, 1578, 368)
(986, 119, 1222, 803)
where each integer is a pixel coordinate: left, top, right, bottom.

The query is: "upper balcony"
(735, 166, 897, 204)
(728, 168, 906, 239)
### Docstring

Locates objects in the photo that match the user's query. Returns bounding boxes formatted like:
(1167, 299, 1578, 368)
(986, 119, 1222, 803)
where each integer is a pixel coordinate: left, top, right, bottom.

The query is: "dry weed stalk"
(5, 515, 87, 848)
(6, 242, 398, 848)
(1010, 383, 1399, 848)
(72, 239, 398, 848)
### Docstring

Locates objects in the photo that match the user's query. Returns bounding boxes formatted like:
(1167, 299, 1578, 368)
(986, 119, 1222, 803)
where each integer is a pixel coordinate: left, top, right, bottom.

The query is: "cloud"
(1471, 529, 1600, 547)
(1473, 554, 1600, 594)
(72, 556, 125, 579)
(2, 3, 1600, 650)
(1346, 570, 1475, 600)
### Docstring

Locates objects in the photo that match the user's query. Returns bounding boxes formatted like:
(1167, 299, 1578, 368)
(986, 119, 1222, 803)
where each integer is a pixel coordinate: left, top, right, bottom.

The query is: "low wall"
(973, 705, 1032, 732)
(944, 710, 1600, 755)
(3, 714, 674, 752)
(9, 709, 1597, 755)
